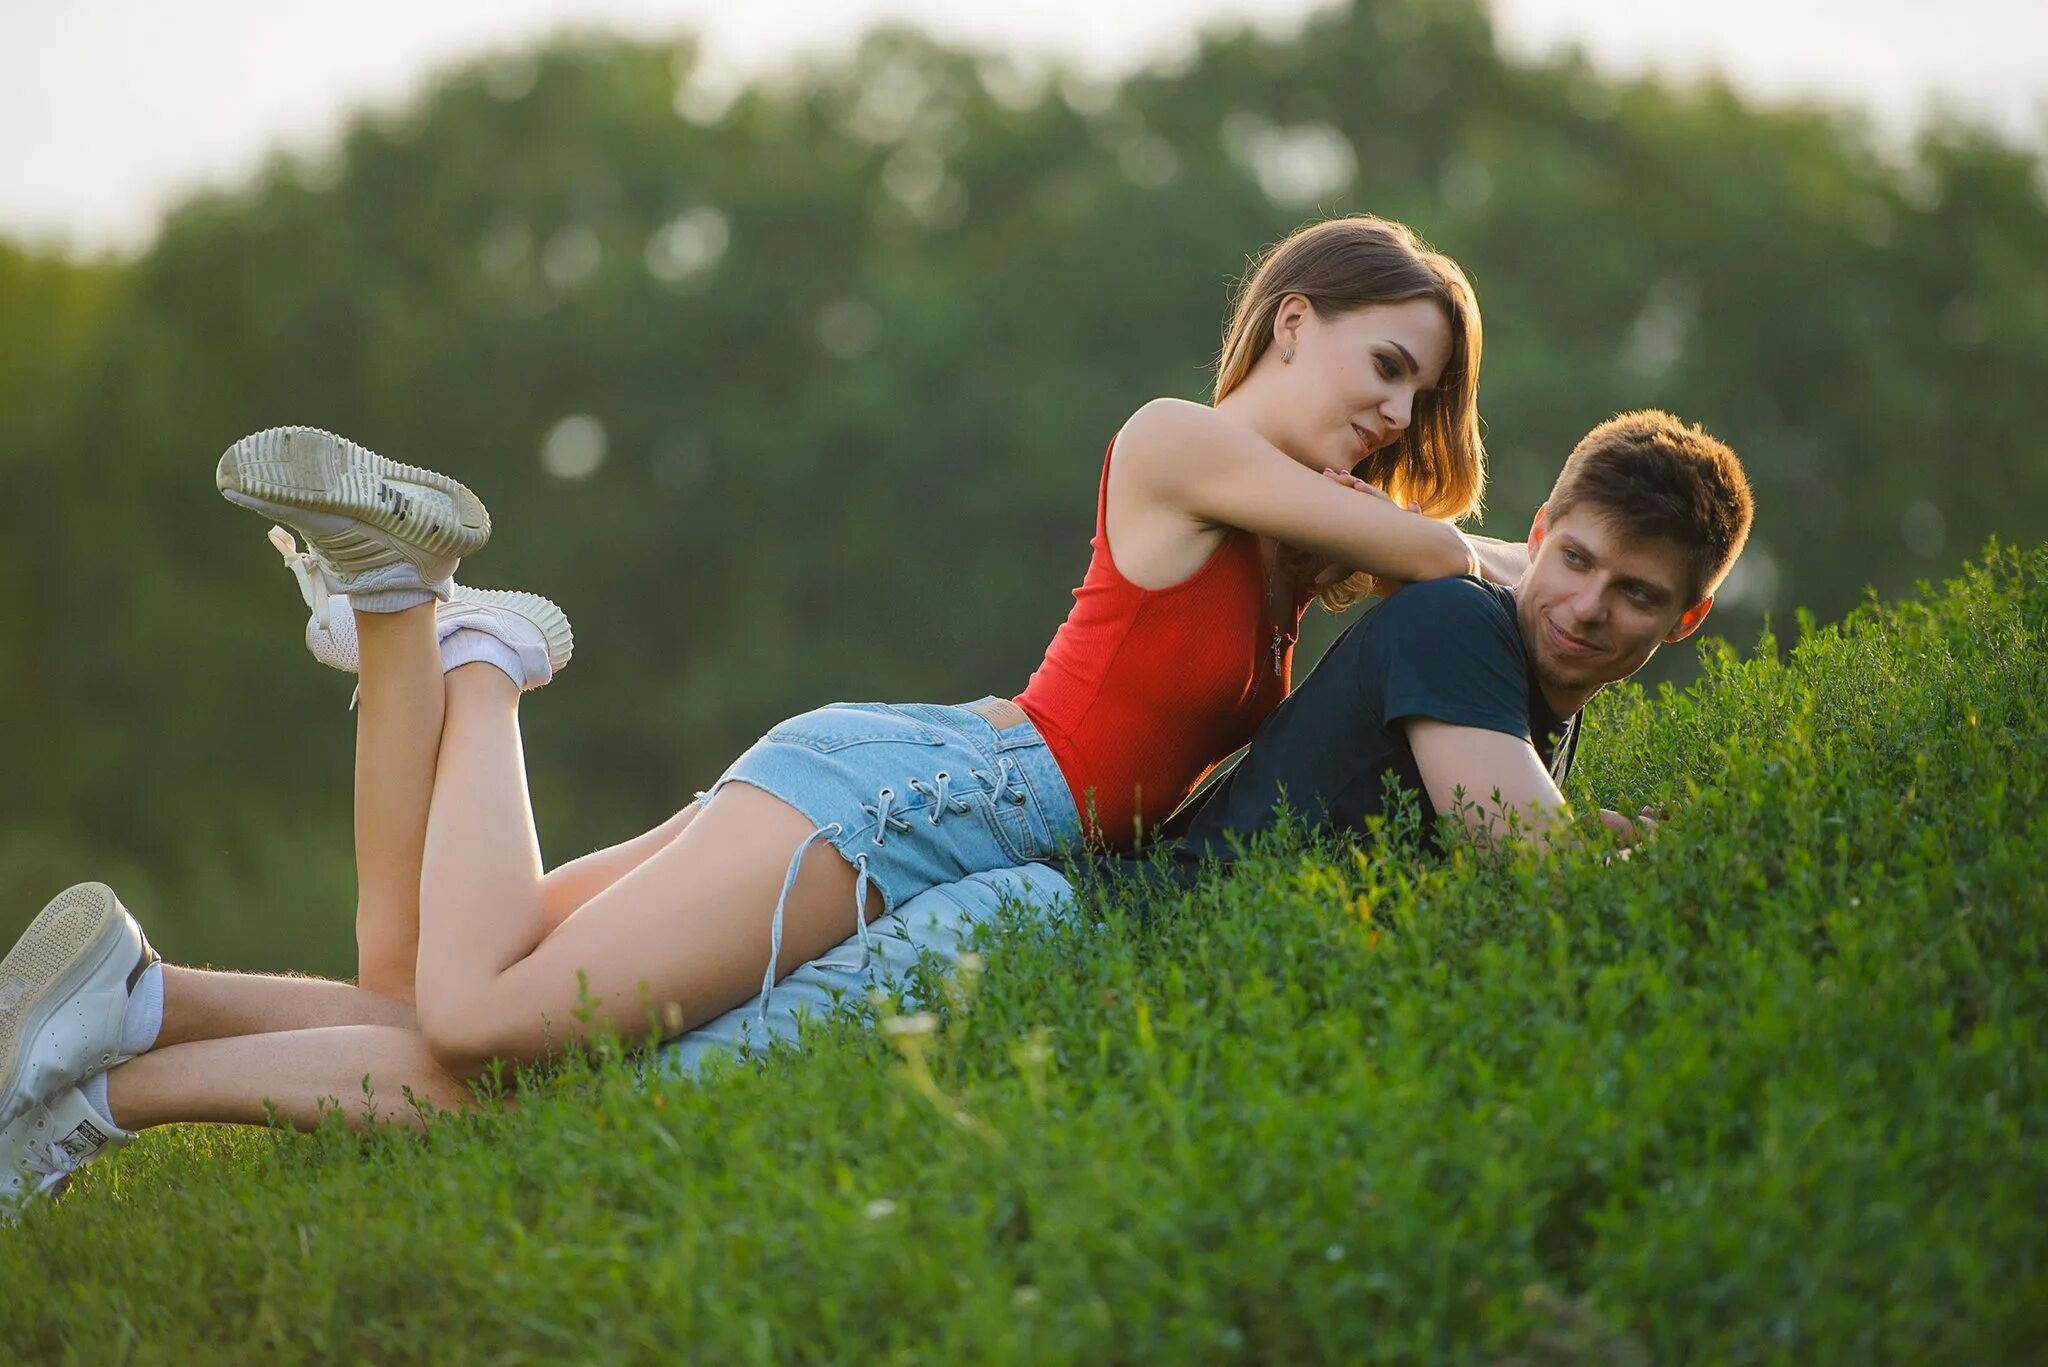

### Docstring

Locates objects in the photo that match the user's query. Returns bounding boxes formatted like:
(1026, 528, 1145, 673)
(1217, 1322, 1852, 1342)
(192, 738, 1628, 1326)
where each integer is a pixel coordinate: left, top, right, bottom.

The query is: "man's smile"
(1543, 613, 1603, 657)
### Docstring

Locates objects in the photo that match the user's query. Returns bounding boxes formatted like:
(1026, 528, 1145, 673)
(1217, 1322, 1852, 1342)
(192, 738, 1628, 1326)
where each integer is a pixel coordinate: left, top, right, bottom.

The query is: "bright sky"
(4, 0, 2043, 251)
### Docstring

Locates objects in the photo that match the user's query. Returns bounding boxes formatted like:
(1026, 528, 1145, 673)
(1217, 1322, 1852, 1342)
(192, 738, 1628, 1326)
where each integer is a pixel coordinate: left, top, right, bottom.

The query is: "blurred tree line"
(3, 0, 2045, 972)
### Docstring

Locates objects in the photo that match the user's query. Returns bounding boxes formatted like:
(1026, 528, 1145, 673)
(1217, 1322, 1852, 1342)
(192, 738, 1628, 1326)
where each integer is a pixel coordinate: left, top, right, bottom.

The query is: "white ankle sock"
(442, 628, 526, 688)
(80, 1073, 121, 1133)
(350, 587, 438, 613)
(120, 962, 164, 1056)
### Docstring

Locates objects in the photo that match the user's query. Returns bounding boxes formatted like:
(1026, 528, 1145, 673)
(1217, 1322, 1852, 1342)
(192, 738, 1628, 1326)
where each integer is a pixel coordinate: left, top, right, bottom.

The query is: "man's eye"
(1563, 549, 1585, 567)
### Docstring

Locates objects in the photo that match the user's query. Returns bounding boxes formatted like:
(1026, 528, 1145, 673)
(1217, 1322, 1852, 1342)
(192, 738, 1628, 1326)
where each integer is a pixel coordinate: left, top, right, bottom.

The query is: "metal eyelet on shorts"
(862, 786, 918, 846)
(906, 771, 972, 826)
(973, 758, 1031, 805)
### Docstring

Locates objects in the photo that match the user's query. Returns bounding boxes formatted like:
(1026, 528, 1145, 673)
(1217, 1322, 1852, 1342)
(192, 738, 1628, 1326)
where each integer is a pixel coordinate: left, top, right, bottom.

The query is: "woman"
(0, 215, 1505, 1205)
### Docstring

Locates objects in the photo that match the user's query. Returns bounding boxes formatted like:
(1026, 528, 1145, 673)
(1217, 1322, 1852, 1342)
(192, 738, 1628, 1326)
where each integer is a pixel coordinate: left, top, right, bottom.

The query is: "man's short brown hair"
(1546, 410, 1754, 601)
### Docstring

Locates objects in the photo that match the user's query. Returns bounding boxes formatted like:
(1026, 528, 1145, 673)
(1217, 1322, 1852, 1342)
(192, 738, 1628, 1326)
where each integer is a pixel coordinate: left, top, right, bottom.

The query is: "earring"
(1282, 345, 1295, 363)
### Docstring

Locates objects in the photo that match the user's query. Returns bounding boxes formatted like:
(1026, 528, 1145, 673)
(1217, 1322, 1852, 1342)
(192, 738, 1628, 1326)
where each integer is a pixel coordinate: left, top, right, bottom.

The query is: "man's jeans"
(648, 861, 1075, 1077)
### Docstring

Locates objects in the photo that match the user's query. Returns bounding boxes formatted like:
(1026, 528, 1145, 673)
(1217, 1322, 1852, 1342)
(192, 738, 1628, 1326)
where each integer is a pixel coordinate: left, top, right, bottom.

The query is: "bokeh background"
(3, 0, 2044, 975)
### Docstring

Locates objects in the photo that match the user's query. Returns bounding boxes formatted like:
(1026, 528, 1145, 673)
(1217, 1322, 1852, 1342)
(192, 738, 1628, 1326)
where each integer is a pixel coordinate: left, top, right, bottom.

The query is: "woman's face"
(1272, 296, 1453, 474)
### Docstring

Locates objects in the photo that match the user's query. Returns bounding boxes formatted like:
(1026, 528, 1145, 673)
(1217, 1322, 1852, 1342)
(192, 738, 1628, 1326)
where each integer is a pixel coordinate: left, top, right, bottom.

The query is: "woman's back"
(1014, 438, 1305, 847)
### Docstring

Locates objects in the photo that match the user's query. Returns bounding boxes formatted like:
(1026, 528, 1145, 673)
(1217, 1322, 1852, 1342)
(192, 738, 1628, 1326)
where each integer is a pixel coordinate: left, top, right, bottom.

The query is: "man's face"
(1514, 504, 1712, 712)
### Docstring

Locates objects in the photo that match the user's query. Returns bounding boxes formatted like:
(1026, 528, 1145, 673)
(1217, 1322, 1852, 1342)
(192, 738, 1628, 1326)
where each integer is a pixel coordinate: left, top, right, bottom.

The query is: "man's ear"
(1528, 504, 1548, 548)
(1665, 595, 1714, 643)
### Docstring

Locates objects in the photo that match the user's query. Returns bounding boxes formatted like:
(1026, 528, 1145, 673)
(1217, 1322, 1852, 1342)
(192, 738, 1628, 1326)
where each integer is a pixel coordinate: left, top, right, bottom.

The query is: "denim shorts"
(693, 698, 1083, 1025)
(651, 861, 1076, 1076)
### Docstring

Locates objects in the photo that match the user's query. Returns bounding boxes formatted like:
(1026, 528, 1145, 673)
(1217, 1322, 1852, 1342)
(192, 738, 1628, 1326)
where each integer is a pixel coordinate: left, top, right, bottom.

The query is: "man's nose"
(1568, 580, 1608, 623)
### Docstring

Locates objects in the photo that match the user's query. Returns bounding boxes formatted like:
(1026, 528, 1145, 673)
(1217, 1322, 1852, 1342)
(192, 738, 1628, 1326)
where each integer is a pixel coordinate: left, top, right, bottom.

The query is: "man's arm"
(1466, 535, 1529, 586)
(1404, 718, 1571, 850)
(1406, 722, 1661, 853)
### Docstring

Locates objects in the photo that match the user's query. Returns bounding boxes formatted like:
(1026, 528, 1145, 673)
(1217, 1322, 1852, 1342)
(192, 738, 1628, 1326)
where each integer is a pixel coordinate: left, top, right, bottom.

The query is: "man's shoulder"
(1376, 577, 1537, 739)
(1369, 575, 1519, 638)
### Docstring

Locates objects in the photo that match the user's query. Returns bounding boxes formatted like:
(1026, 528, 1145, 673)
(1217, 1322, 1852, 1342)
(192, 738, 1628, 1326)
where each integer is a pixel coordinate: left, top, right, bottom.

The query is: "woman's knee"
(415, 989, 513, 1080)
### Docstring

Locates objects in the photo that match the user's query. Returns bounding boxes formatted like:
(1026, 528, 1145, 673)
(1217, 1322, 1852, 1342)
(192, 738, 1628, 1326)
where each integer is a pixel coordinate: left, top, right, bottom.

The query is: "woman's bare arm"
(1118, 398, 1478, 583)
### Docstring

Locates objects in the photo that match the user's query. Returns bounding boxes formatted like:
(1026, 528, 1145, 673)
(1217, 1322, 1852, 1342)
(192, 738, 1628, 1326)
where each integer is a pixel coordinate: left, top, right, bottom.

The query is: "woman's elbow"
(1422, 526, 1479, 580)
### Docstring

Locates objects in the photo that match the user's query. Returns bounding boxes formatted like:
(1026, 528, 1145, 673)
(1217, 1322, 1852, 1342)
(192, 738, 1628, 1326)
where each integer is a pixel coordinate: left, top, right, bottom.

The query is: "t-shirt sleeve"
(1376, 579, 1533, 742)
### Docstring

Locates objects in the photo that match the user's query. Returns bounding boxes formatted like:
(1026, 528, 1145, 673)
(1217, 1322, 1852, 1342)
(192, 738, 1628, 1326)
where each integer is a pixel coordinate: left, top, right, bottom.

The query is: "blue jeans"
(651, 861, 1076, 1075)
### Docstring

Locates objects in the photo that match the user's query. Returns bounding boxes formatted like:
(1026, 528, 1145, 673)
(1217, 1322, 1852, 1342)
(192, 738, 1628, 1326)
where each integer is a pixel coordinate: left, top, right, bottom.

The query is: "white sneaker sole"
(0, 884, 148, 1132)
(216, 426, 491, 564)
(447, 588, 576, 678)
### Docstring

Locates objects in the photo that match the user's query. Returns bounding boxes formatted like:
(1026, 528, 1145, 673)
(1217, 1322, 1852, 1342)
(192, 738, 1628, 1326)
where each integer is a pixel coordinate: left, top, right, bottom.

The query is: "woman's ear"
(1271, 293, 1311, 353)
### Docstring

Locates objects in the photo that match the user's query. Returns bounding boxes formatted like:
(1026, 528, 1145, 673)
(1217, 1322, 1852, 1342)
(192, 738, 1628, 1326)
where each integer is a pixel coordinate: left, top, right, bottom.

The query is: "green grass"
(4, 547, 2045, 1364)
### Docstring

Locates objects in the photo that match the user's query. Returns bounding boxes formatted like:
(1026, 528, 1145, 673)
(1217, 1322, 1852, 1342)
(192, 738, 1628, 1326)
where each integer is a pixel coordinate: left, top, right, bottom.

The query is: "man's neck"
(1542, 678, 1600, 720)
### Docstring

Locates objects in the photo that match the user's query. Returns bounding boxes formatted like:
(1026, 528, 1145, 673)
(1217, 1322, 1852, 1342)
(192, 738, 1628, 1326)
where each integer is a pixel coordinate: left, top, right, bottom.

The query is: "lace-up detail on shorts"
(695, 698, 1083, 1029)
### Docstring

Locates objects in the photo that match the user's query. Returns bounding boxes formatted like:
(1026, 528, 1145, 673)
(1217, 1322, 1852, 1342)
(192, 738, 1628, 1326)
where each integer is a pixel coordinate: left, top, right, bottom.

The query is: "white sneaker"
(270, 528, 574, 690)
(0, 1085, 133, 1222)
(0, 883, 159, 1133)
(217, 426, 492, 624)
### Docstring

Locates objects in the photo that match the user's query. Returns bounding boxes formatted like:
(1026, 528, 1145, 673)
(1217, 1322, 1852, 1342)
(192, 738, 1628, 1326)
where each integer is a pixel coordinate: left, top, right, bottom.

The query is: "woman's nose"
(1381, 388, 1416, 431)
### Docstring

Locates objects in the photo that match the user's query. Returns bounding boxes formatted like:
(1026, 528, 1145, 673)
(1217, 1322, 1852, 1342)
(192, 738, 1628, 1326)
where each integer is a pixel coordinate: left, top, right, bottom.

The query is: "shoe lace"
(268, 525, 332, 631)
(11, 1123, 71, 1194)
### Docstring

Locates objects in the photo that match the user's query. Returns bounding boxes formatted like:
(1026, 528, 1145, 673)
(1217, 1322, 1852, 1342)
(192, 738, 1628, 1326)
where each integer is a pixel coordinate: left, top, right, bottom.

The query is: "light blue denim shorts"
(652, 861, 1076, 1076)
(682, 698, 1083, 1039)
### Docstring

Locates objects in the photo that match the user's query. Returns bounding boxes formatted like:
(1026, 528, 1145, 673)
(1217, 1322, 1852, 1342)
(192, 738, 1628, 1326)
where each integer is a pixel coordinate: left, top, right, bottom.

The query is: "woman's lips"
(1351, 423, 1378, 457)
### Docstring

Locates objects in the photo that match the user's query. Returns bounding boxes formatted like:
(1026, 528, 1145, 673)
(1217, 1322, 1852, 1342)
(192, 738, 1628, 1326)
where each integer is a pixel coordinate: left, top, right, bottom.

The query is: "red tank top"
(1015, 438, 1311, 848)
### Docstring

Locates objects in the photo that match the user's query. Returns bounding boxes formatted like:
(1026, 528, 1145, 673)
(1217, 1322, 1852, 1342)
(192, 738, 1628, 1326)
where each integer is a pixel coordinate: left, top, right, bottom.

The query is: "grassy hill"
(2, 547, 2043, 1363)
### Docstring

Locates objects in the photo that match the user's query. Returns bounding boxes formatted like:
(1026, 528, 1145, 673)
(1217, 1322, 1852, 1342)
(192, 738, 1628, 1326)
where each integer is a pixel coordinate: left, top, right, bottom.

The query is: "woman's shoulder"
(1113, 398, 1246, 481)
(1118, 396, 1224, 445)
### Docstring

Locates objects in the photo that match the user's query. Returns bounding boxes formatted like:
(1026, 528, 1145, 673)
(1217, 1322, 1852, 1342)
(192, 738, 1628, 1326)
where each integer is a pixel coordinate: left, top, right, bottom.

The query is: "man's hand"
(1596, 806, 1667, 847)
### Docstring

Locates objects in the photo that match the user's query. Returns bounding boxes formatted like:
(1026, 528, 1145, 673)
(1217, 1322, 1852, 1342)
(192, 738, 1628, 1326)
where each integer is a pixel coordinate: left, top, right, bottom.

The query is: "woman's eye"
(1374, 355, 1397, 379)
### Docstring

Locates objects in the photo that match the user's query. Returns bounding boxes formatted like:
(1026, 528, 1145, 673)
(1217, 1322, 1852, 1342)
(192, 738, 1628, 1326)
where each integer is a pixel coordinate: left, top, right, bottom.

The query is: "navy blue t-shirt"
(1111, 577, 1579, 875)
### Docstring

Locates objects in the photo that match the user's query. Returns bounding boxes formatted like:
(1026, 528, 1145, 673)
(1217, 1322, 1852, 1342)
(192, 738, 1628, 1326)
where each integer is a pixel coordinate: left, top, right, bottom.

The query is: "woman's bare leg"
(352, 580, 697, 989)
(535, 805, 699, 938)
(352, 601, 446, 1002)
(104, 1026, 474, 1133)
(412, 665, 866, 1074)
